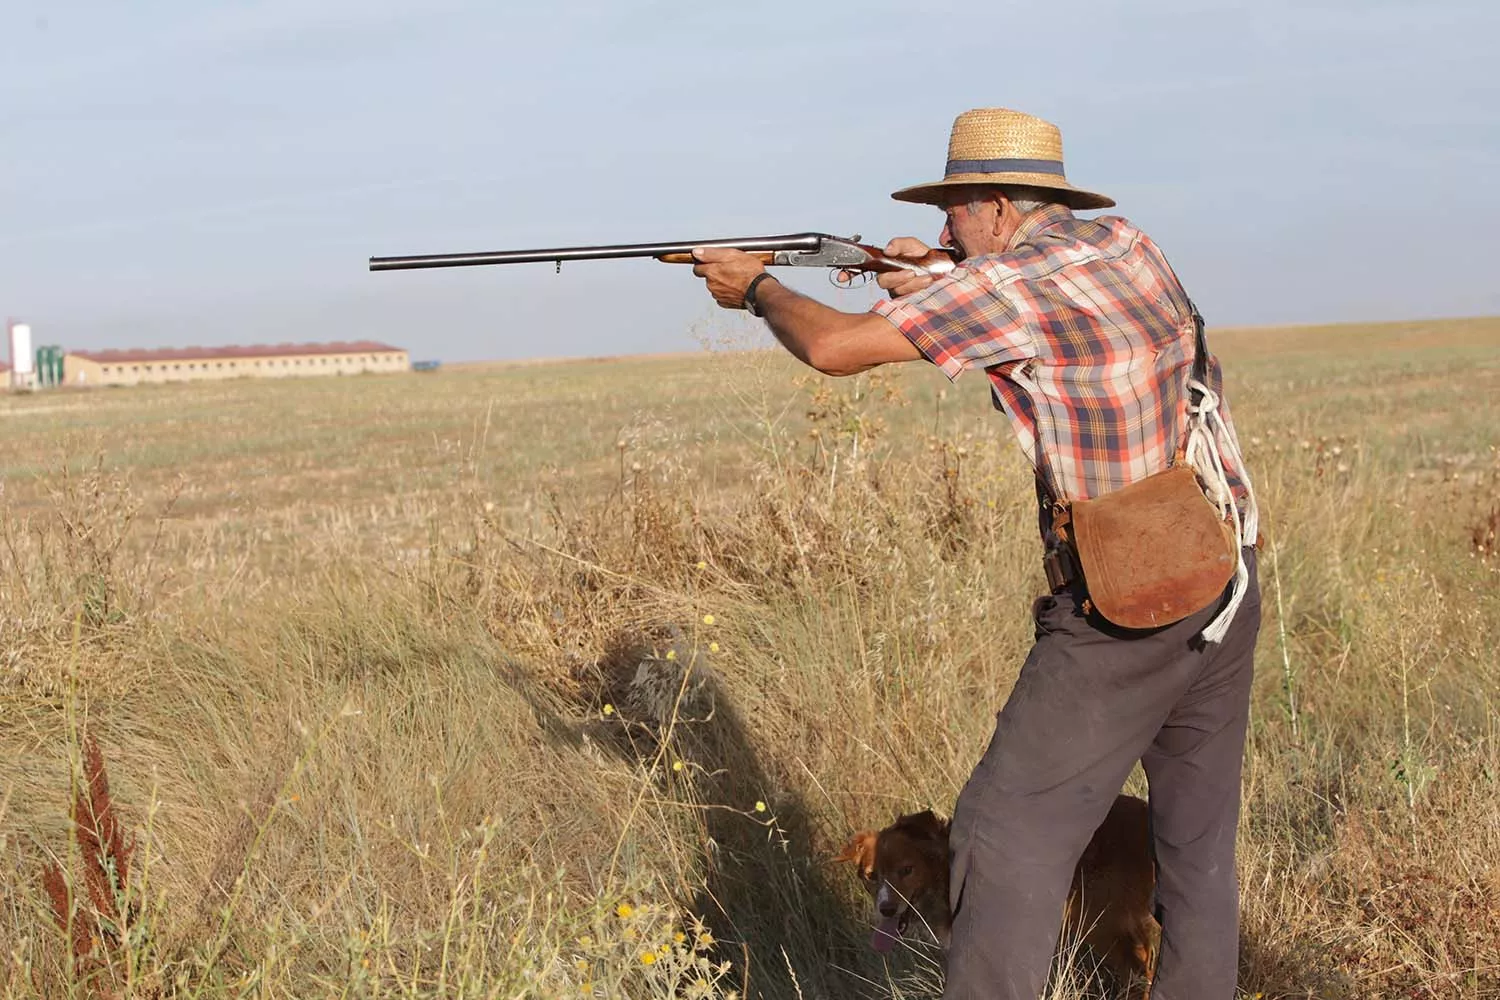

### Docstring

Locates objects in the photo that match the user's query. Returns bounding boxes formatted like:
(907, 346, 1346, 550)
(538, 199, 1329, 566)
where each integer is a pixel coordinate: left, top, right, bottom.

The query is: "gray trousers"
(944, 551, 1261, 1000)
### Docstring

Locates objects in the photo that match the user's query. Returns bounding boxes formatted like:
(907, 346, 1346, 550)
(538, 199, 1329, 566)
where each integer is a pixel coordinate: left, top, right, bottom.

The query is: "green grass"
(2, 316, 1498, 999)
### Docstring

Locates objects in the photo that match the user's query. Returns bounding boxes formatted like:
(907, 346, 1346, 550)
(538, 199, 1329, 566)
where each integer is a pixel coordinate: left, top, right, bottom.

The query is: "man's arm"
(752, 276, 919, 376)
(691, 246, 923, 377)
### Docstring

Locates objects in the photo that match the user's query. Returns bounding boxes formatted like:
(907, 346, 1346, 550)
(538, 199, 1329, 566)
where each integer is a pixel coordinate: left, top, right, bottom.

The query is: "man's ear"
(992, 192, 1014, 236)
(835, 830, 878, 878)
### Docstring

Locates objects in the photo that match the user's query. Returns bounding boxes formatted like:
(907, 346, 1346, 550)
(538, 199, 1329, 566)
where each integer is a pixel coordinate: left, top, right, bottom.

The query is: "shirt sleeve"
(871, 266, 1036, 381)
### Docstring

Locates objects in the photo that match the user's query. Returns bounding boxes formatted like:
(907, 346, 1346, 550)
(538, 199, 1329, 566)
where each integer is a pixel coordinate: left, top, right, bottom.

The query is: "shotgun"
(368, 232, 958, 282)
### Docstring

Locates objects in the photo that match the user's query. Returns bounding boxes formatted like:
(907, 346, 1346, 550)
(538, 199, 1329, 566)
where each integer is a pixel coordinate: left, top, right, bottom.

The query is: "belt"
(1042, 541, 1082, 593)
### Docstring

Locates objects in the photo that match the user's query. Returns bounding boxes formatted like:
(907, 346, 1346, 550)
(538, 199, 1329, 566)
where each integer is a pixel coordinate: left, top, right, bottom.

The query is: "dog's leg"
(1115, 916, 1158, 1000)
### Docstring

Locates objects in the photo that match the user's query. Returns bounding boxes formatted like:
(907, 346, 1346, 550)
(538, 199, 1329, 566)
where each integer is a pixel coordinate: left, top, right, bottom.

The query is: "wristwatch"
(743, 272, 778, 317)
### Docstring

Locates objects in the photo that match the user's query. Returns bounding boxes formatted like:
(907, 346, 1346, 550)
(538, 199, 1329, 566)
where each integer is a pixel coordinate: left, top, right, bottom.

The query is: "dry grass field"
(2, 316, 1498, 999)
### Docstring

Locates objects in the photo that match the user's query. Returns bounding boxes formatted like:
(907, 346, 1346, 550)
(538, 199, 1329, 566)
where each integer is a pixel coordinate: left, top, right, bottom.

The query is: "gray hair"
(1000, 185, 1062, 215)
(963, 184, 1063, 217)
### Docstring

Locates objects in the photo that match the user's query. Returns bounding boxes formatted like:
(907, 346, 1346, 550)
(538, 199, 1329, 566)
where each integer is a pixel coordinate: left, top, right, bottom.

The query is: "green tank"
(35, 345, 64, 387)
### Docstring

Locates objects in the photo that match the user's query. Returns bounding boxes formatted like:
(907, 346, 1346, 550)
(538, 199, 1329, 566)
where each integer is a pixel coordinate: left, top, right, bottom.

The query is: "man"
(691, 107, 1261, 999)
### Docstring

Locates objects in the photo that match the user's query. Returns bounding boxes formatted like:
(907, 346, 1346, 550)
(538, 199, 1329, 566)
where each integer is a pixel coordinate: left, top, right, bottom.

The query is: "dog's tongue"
(871, 916, 901, 953)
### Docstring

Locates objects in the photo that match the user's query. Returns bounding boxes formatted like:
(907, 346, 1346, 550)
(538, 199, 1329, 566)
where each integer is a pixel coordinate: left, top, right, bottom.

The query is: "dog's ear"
(835, 830, 878, 879)
(898, 809, 950, 841)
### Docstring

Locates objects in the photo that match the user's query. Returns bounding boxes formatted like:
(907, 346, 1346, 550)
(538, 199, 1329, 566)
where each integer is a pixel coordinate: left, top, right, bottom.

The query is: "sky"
(2, 0, 1497, 364)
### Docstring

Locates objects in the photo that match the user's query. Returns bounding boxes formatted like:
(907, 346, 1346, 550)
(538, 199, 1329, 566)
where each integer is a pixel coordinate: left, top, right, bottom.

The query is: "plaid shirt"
(873, 204, 1249, 537)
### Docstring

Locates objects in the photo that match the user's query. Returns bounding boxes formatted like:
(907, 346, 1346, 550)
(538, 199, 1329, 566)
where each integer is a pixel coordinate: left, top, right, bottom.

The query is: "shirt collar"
(1007, 203, 1076, 251)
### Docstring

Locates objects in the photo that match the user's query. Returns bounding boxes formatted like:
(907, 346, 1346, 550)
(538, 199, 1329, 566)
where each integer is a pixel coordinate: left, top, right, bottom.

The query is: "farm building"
(62, 341, 410, 387)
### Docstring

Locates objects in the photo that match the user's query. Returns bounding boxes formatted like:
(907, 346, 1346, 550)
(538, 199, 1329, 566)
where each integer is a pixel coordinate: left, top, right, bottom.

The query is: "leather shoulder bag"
(1050, 310, 1238, 629)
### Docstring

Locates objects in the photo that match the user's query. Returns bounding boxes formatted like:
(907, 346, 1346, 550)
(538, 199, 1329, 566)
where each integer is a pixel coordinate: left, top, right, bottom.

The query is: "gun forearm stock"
(654, 251, 775, 265)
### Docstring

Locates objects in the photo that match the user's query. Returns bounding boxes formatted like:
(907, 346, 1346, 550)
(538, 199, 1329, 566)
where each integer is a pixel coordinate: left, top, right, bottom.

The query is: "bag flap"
(1070, 466, 1237, 628)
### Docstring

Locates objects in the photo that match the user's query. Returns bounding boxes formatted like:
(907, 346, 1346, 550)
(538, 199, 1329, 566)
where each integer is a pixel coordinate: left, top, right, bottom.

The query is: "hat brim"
(891, 171, 1115, 211)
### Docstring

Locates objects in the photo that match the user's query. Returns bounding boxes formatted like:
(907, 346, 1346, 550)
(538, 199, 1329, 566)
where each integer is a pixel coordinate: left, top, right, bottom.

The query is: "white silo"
(7, 321, 36, 390)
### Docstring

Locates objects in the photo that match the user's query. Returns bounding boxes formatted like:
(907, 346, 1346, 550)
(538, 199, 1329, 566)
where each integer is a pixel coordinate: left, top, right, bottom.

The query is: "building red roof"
(68, 341, 405, 364)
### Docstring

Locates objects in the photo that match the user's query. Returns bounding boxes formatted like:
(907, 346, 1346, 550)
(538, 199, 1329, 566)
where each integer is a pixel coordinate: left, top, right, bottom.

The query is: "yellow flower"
(602, 704, 614, 716)
(641, 952, 657, 965)
(674, 932, 687, 945)
(580, 983, 593, 994)
(695, 560, 707, 570)
(672, 760, 684, 772)
(708, 642, 720, 653)
(698, 931, 715, 946)
(754, 800, 767, 813)
(702, 614, 715, 625)
(616, 903, 635, 919)
(666, 649, 677, 661)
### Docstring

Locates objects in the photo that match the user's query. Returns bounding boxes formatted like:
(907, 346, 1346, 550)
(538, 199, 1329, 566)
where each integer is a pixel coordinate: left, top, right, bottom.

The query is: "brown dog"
(838, 794, 1159, 997)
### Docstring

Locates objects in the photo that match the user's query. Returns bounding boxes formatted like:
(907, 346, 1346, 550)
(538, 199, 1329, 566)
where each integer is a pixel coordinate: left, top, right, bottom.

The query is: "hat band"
(944, 157, 1065, 178)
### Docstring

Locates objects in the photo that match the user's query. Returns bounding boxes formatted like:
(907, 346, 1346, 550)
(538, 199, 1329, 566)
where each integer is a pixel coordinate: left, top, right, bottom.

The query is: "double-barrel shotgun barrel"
(368, 233, 958, 281)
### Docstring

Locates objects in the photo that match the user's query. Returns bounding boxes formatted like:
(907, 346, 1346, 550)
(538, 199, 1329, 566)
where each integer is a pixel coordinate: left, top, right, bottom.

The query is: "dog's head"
(837, 809, 951, 952)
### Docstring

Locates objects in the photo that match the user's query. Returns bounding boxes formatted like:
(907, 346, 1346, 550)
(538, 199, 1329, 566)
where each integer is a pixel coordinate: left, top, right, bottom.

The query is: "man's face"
(938, 188, 1016, 260)
(940, 191, 994, 261)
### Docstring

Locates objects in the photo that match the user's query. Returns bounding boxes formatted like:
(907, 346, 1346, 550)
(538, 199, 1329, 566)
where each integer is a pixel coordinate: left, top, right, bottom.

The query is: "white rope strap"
(1184, 378, 1259, 644)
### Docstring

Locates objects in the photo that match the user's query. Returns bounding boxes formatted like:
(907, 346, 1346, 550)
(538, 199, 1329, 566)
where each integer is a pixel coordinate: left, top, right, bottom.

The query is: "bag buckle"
(1042, 543, 1079, 592)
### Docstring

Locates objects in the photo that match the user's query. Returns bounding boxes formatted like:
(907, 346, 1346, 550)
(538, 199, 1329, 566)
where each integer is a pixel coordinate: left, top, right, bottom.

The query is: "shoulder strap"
(1190, 303, 1208, 387)
(1154, 248, 1207, 385)
(1153, 249, 1210, 463)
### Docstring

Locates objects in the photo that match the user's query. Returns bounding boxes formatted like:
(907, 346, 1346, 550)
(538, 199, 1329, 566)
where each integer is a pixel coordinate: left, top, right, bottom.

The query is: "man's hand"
(691, 246, 766, 310)
(878, 237, 939, 299)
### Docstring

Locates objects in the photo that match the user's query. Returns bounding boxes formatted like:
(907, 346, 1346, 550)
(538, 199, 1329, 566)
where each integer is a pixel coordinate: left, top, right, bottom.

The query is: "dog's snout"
(875, 883, 898, 917)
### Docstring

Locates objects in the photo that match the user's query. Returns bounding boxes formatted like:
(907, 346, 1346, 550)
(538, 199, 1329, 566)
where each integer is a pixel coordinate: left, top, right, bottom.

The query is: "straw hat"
(891, 108, 1114, 210)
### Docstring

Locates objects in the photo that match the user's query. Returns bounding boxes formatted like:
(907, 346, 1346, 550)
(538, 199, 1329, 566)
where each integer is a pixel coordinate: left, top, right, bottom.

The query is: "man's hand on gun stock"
(689, 247, 766, 311)
(874, 238, 940, 299)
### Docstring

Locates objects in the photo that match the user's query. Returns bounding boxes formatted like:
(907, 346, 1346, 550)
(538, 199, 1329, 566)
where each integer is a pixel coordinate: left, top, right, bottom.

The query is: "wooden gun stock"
(655, 244, 955, 276)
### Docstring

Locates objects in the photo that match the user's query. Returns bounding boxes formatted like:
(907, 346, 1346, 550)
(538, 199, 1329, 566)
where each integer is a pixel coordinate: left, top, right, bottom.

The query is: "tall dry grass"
(1, 318, 1498, 999)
